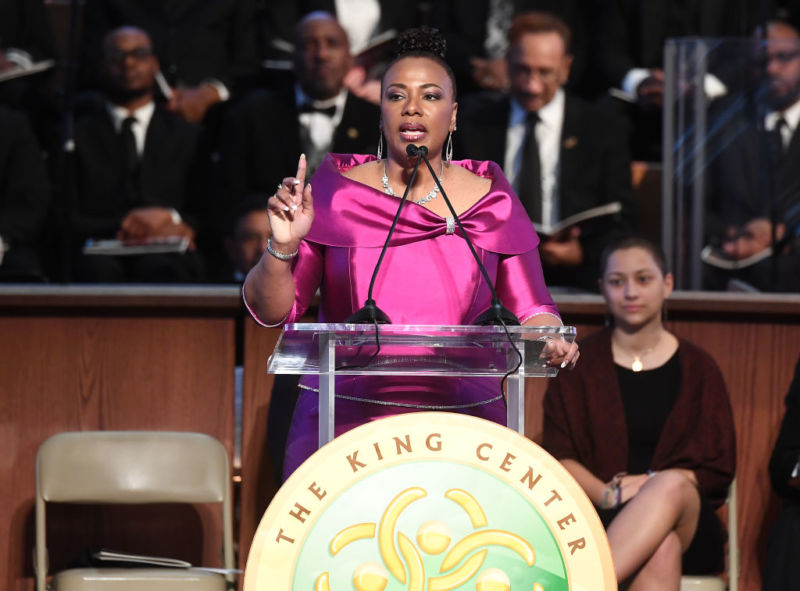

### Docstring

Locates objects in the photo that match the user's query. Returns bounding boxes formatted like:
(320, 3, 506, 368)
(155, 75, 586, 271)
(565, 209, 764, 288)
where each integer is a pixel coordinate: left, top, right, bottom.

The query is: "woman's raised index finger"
(295, 153, 307, 187)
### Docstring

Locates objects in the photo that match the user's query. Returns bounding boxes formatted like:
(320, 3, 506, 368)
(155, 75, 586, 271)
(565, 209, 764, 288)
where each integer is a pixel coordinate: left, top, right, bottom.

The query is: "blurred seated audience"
(79, 0, 259, 123)
(0, 106, 50, 282)
(431, 0, 593, 97)
(455, 12, 634, 292)
(596, 0, 756, 161)
(217, 11, 380, 204)
(0, 0, 59, 142)
(70, 27, 207, 283)
(259, 1, 422, 102)
(763, 355, 800, 590)
(221, 195, 270, 283)
(704, 20, 800, 292)
(544, 236, 736, 588)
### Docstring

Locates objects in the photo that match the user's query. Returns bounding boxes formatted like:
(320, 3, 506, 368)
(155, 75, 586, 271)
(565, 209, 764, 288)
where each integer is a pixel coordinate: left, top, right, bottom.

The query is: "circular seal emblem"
(245, 412, 616, 590)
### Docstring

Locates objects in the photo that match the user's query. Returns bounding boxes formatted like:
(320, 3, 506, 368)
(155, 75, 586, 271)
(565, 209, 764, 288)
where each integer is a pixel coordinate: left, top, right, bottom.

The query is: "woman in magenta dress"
(243, 28, 579, 477)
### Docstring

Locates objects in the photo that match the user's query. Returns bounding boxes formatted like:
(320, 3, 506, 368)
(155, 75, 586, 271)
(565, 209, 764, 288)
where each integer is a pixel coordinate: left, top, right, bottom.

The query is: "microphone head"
(406, 144, 428, 156)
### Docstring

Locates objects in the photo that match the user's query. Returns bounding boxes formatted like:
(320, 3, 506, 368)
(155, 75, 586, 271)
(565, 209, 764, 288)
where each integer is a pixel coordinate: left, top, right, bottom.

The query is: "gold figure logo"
(315, 487, 542, 591)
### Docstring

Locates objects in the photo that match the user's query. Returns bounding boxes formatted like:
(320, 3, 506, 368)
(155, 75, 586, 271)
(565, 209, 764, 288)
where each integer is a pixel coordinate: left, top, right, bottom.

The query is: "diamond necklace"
(381, 160, 444, 205)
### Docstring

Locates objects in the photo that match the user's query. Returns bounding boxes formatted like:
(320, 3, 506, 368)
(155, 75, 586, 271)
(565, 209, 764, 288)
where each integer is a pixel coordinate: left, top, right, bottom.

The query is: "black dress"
(597, 351, 727, 575)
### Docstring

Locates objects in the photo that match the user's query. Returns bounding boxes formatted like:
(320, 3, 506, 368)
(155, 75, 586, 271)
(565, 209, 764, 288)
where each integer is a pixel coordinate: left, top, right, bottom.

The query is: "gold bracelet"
(266, 238, 298, 261)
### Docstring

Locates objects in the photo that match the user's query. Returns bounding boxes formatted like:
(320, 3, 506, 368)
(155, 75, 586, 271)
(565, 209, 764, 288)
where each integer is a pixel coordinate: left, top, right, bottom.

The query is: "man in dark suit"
(597, 0, 757, 160)
(704, 20, 800, 292)
(71, 26, 206, 282)
(0, 106, 51, 282)
(431, 0, 593, 97)
(455, 12, 634, 291)
(0, 0, 59, 143)
(218, 11, 380, 204)
(80, 0, 259, 123)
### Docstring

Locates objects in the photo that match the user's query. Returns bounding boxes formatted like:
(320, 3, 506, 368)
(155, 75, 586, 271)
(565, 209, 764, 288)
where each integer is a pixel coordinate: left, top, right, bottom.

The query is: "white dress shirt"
(766, 96, 800, 150)
(505, 89, 565, 226)
(295, 86, 347, 153)
(107, 100, 156, 157)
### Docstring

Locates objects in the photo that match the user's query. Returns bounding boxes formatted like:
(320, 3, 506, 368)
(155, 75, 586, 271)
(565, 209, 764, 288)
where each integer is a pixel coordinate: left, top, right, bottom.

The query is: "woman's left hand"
(541, 337, 580, 370)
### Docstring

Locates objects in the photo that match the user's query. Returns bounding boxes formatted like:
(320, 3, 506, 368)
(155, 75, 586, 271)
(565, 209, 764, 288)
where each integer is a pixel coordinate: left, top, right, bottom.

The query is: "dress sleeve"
(285, 240, 325, 323)
(494, 247, 560, 323)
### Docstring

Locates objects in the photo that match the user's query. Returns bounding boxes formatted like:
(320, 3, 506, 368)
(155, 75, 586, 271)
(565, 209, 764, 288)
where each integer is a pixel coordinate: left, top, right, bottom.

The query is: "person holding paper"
(455, 12, 634, 292)
(543, 236, 736, 589)
(79, 0, 259, 123)
(243, 27, 579, 478)
(71, 27, 207, 282)
(704, 20, 800, 292)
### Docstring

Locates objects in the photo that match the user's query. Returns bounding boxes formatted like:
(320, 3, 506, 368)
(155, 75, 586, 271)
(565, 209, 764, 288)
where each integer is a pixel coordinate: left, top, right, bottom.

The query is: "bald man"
(70, 27, 208, 282)
(217, 11, 380, 205)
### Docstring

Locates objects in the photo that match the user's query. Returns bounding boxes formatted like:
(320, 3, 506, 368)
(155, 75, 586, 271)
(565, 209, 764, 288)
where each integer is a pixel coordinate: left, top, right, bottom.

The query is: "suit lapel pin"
(563, 136, 578, 149)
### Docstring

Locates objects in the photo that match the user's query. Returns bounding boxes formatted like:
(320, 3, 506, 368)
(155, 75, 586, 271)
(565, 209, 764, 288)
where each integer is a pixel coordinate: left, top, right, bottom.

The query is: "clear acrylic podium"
(268, 323, 576, 447)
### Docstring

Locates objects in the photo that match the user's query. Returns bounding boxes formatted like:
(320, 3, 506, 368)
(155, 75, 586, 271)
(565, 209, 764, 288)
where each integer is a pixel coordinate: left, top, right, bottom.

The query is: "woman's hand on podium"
(540, 336, 580, 370)
(268, 154, 315, 253)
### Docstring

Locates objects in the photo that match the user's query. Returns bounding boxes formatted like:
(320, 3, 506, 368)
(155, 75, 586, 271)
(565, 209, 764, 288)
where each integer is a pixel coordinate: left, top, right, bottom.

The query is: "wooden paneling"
(238, 319, 282, 576)
(239, 293, 800, 591)
(4, 287, 799, 591)
(0, 287, 239, 591)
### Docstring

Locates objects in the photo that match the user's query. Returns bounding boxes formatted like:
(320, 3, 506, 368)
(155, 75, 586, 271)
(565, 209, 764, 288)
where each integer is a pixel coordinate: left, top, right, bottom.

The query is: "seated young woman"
(543, 236, 736, 589)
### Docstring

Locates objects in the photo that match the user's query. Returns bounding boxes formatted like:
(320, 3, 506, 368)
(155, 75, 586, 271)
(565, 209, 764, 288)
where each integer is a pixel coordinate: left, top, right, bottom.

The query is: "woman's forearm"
(561, 459, 608, 506)
(243, 248, 298, 326)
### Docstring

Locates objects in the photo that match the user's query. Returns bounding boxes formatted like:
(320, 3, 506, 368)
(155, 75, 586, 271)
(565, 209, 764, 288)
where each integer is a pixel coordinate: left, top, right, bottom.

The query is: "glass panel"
(664, 36, 800, 292)
(268, 323, 576, 377)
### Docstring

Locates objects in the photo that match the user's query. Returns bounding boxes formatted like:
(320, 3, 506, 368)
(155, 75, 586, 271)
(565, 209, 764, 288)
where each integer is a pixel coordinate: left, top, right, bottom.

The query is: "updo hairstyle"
(382, 26, 458, 99)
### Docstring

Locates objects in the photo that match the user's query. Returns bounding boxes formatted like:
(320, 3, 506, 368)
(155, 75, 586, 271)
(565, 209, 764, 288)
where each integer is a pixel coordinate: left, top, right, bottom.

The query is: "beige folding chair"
(35, 431, 235, 591)
(680, 477, 739, 591)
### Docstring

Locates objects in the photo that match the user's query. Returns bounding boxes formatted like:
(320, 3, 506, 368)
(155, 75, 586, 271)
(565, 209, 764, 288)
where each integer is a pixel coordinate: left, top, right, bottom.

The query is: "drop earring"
(377, 129, 384, 160)
(445, 130, 454, 162)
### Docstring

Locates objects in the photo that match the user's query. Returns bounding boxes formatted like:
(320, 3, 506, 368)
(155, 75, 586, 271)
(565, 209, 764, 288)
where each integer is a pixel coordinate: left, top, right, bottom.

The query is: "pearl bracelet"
(266, 238, 298, 261)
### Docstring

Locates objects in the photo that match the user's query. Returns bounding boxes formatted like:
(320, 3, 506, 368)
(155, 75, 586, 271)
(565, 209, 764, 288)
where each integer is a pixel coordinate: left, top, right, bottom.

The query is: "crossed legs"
(606, 470, 701, 590)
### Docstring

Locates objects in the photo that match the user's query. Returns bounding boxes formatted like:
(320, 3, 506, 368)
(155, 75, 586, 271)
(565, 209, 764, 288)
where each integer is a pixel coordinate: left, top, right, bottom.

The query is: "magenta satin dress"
(256, 154, 559, 478)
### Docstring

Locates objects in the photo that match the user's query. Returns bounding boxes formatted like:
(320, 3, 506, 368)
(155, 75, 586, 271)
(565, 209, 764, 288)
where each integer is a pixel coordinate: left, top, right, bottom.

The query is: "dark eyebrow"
(385, 82, 444, 90)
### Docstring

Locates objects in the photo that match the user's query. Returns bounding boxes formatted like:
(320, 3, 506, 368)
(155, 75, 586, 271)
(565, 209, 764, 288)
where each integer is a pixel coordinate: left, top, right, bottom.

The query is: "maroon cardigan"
(543, 329, 736, 507)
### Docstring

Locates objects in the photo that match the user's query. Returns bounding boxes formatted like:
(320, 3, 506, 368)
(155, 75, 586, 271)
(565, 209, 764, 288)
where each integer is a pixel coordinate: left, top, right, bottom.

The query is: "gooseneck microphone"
(344, 146, 425, 324)
(408, 144, 521, 326)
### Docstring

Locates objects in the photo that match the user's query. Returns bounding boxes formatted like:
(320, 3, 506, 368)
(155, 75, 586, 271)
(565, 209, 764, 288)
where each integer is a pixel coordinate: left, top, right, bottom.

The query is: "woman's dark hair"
(382, 26, 457, 99)
(598, 235, 669, 278)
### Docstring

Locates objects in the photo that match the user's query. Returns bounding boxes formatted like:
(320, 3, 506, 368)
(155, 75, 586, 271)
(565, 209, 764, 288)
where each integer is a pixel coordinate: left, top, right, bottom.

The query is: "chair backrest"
(727, 476, 739, 591)
(35, 431, 234, 591)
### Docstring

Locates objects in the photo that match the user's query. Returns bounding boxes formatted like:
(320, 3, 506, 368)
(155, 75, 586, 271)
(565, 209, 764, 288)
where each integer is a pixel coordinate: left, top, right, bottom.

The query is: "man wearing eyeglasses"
(69, 27, 207, 282)
(79, 0, 258, 124)
(455, 11, 634, 292)
(704, 20, 800, 292)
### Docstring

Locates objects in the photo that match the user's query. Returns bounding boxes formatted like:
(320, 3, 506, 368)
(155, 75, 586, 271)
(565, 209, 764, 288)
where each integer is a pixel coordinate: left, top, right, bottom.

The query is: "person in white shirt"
(70, 27, 207, 282)
(456, 12, 634, 291)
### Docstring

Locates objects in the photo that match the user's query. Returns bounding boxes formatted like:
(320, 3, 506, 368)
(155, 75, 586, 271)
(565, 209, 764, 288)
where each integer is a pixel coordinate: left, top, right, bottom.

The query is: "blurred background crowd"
(1, 0, 798, 292)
